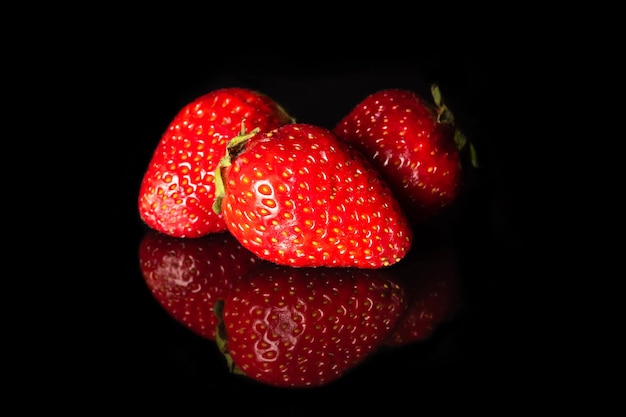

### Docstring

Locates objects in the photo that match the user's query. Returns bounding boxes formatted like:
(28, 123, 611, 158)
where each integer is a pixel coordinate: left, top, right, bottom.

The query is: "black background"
(20, 16, 544, 412)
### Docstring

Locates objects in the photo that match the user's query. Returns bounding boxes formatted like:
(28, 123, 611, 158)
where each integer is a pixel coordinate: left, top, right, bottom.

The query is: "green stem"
(431, 83, 455, 125)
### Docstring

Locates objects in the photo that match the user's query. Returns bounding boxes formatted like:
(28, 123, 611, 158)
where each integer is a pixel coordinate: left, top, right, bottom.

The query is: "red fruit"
(138, 87, 294, 238)
(213, 123, 413, 268)
(215, 263, 407, 388)
(384, 245, 461, 347)
(333, 84, 476, 224)
(138, 230, 262, 340)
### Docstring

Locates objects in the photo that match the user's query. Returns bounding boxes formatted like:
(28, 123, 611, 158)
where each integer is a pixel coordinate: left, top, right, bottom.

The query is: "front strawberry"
(215, 264, 407, 388)
(213, 123, 413, 268)
(138, 87, 294, 238)
(333, 85, 477, 225)
(138, 230, 262, 340)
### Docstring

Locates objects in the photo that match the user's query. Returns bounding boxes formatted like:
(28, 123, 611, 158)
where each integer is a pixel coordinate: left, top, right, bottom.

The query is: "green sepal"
(432, 83, 479, 169)
(212, 124, 261, 215)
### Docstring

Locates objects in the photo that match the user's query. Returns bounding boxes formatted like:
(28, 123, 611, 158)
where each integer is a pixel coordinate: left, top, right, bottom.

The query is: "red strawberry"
(383, 244, 461, 347)
(215, 263, 407, 388)
(332, 84, 477, 225)
(213, 123, 413, 268)
(138, 230, 262, 340)
(138, 87, 294, 238)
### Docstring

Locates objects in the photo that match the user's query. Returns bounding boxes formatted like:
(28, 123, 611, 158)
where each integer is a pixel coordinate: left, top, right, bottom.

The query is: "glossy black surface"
(42, 46, 531, 410)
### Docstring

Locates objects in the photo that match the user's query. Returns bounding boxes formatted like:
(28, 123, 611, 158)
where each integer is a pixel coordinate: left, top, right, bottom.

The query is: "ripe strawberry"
(138, 87, 294, 238)
(215, 263, 407, 388)
(213, 123, 413, 268)
(332, 84, 477, 225)
(383, 245, 461, 347)
(138, 230, 262, 340)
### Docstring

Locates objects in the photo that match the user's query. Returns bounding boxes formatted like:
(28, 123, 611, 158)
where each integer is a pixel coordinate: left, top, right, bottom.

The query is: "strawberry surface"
(138, 87, 294, 238)
(214, 123, 413, 268)
(216, 264, 407, 388)
(138, 230, 262, 340)
(333, 85, 472, 225)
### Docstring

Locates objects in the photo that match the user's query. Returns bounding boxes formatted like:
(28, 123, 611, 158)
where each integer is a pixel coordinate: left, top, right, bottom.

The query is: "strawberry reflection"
(138, 230, 262, 340)
(215, 264, 407, 388)
(138, 228, 462, 386)
(383, 244, 462, 348)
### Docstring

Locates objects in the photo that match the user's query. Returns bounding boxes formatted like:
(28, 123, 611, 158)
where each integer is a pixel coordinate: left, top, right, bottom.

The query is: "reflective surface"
(50, 54, 528, 410)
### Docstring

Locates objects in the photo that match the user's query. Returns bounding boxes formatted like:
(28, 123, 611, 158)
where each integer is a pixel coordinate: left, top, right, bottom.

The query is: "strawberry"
(213, 123, 413, 268)
(214, 263, 407, 388)
(383, 244, 461, 347)
(138, 230, 262, 340)
(332, 84, 477, 225)
(138, 87, 294, 238)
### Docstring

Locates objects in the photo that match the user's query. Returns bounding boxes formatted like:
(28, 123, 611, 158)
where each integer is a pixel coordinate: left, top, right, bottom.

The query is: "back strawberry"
(138, 87, 294, 238)
(333, 85, 475, 225)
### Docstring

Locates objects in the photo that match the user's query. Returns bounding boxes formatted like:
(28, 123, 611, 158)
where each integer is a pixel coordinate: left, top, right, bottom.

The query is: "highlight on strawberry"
(212, 123, 413, 269)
